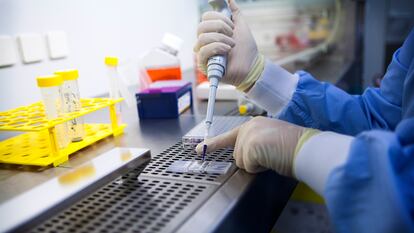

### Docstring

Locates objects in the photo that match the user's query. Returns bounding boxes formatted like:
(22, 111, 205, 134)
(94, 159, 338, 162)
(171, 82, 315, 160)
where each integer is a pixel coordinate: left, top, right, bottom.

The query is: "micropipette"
(203, 0, 232, 160)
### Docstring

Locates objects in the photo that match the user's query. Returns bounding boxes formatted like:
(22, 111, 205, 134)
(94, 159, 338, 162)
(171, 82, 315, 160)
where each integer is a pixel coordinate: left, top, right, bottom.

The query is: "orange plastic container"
(146, 66, 182, 82)
(141, 33, 183, 83)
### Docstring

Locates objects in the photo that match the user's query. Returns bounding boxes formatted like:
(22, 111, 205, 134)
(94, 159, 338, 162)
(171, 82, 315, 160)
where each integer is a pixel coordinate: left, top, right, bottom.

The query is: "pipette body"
(203, 0, 232, 159)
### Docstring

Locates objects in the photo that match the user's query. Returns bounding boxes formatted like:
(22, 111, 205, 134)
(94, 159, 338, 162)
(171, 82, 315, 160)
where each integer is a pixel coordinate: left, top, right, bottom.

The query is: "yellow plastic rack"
(0, 98, 126, 167)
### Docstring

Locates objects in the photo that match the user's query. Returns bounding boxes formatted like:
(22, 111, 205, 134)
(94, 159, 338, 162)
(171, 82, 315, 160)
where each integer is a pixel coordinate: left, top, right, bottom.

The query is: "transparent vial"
(36, 75, 69, 149)
(105, 56, 122, 125)
(55, 70, 85, 142)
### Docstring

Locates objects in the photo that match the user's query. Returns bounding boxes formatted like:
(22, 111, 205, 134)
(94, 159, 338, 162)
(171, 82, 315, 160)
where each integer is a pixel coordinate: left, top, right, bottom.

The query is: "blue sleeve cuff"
(278, 71, 319, 127)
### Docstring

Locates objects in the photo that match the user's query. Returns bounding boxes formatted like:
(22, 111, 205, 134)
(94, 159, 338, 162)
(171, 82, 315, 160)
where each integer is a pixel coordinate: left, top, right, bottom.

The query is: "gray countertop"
(0, 83, 296, 233)
(0, 99, 234, 203)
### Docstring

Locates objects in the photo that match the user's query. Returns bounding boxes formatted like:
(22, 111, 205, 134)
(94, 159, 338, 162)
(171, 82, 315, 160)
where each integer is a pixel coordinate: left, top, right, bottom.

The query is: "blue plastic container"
(136, 81, 192, 119)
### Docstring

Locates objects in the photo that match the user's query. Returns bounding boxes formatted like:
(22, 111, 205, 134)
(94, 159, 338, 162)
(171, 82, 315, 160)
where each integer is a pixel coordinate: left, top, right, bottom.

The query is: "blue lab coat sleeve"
(323, 118, 414, 233)
(286, 28, 414, 232)
(320, 29, 414, 232)
(278, 29, 414, 136)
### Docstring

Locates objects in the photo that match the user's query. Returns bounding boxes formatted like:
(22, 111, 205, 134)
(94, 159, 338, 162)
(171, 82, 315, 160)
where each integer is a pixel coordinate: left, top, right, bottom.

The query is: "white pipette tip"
(204, 121, 212, 140)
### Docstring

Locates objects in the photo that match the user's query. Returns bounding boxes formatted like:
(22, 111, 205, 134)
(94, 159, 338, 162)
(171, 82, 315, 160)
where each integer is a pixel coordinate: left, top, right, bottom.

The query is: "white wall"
(0, 0, 199, 111)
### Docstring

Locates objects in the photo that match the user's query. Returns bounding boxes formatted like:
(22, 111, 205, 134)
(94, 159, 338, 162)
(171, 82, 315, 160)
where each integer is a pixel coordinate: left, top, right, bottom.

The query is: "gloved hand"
(194, 0, 263, 90)
(195, 116, 320, 176)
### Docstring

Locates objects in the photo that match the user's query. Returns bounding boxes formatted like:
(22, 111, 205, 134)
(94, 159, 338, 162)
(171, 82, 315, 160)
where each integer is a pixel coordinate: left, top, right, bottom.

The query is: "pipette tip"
(202, 144, 207, 161)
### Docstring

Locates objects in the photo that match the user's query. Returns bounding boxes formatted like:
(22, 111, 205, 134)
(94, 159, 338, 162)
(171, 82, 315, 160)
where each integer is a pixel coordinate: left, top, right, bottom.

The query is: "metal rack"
(30, 142, 236, 233)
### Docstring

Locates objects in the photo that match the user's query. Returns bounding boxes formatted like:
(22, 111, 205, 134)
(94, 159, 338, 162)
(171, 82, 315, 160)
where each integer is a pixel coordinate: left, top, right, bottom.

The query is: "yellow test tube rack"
(0, 98, 126, 167)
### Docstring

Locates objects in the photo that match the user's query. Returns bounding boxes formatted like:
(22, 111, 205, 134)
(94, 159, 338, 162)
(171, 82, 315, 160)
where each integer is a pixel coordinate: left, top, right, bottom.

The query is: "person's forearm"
(294, 132, 353, 195)
(247, 56, 403, 136)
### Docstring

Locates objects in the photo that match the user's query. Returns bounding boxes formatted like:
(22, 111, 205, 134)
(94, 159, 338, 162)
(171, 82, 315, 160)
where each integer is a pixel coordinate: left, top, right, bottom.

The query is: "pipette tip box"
(136, 81, 192, 119)
(182, 116, 251, 149)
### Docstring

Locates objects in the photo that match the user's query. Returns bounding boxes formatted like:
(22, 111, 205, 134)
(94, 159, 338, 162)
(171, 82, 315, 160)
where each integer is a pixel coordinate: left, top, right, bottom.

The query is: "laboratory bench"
(0, 90, 297, 233)
(0, 55, 352, 232)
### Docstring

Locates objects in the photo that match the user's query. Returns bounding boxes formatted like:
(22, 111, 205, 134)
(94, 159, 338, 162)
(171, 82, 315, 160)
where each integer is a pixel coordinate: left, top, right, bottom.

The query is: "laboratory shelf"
(0, 98, 126, 167)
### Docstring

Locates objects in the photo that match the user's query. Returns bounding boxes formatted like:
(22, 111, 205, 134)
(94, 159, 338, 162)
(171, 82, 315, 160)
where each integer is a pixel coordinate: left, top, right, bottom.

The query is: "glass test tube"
(36, 75, 69, 149)
(55, 69, 85, 142)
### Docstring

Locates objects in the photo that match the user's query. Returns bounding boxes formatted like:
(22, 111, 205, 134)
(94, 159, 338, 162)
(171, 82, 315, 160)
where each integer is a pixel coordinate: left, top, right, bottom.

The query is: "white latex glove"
(195, 116, 320, 176)
(194, 0, 260, 88)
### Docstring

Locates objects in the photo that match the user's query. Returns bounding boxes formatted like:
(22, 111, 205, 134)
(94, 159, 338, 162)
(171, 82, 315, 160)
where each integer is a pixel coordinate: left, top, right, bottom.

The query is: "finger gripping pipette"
(203, 0, 232, 159)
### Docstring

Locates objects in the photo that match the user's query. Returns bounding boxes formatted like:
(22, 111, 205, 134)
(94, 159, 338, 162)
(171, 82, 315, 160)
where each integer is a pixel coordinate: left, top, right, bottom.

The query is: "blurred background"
(1, 0, 414, 111)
